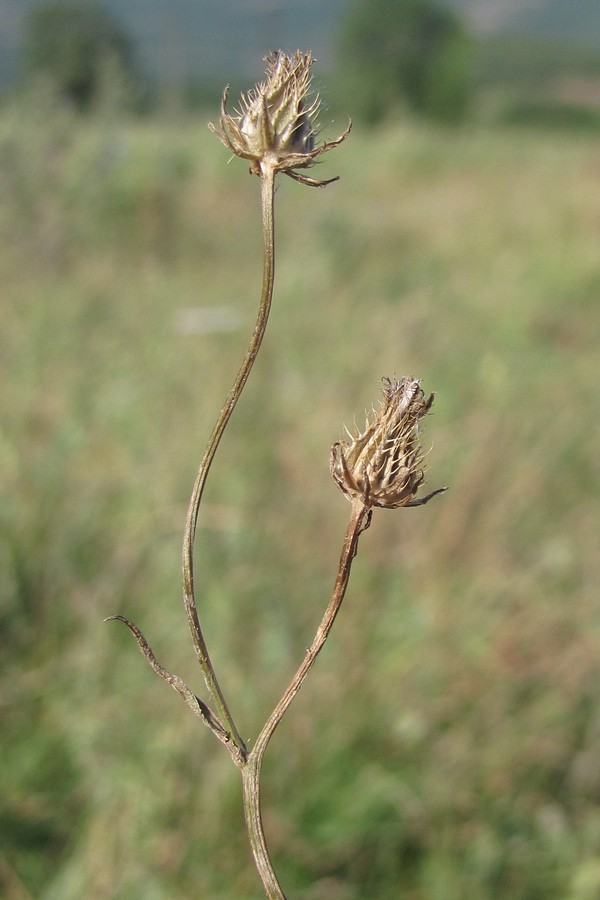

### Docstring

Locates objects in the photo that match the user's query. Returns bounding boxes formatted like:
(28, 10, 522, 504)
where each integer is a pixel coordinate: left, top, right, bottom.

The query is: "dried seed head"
(239, 51, 316, 157)
(331, 377, 446, 509)
(209, 50, 351, 187)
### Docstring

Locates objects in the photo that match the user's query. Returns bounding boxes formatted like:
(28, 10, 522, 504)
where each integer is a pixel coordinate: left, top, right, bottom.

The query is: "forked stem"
(241, 499, 371, 898)
(182, 165, 277, 758)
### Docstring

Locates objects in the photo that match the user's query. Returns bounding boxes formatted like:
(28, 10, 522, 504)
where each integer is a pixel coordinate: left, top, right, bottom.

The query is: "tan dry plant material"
(108, 51, 444, 900)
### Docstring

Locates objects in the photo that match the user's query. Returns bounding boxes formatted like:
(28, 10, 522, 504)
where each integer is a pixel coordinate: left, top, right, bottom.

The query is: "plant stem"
(182, 165, 277, 759)
(242, 498, 371, 898)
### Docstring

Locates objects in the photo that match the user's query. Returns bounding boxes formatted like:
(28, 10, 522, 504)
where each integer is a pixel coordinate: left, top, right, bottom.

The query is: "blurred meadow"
(1, 81, 600, 899)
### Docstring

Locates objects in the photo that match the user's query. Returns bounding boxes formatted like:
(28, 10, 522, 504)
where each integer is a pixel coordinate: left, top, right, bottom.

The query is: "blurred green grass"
(1, 88, 599, 899)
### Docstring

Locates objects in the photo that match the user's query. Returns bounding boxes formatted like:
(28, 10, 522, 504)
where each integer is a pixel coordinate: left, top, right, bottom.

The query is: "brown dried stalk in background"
(107, 52, 444, 899)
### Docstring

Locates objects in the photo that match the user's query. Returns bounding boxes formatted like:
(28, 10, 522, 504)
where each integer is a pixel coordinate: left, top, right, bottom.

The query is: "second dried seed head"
(331, 377, 446, 510)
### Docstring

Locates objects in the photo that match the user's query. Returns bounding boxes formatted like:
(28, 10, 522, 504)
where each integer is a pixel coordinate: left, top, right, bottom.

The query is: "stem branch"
(242, 499, 371, 898)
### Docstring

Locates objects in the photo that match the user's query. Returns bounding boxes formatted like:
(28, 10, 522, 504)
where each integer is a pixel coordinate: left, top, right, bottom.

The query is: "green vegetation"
(472, 34, 600, 133)
(1, 87, 599, 898)
(24, 2, 135, 108)
(339, 0, 473, 124)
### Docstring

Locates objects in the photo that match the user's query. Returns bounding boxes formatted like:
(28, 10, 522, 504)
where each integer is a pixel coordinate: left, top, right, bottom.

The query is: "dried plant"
(210, 50, 350, 187)
(107, 51, 444, 899)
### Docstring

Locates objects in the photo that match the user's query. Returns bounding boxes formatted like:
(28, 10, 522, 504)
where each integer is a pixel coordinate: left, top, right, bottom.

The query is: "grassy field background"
(1, 87, 599, 899)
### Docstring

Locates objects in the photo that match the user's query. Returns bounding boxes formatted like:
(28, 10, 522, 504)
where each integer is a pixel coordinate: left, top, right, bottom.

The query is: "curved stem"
(242, 499, 371, 898)
(182, 166, 277, 757)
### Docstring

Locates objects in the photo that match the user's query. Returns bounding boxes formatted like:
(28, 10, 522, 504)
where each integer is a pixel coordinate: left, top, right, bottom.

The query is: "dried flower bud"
(209, 50, 351, 187)
(331, 377, 446, 509)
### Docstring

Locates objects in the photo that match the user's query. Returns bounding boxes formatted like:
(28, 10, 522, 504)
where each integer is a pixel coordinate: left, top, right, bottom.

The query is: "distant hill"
(1, 0, 598, 93)
(0, 0, 349, 93)
(442, 0, 600, 46)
